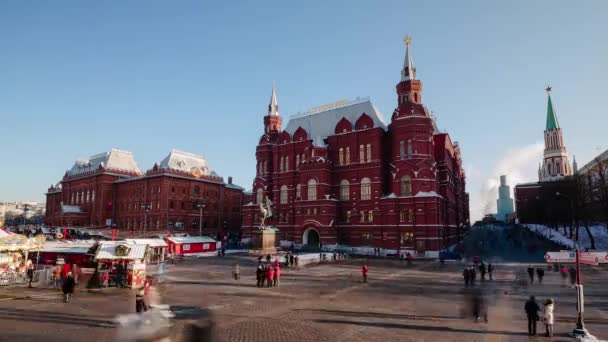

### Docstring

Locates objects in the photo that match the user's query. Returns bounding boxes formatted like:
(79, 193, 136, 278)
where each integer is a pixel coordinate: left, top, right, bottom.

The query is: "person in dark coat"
(470, 267, 477, 286)
(62, 272, 75, 303)
(289, 255, 294, 268)
(488, 263, 494, 281)
(536, 268, 545, 284)
(479, 262, 487, 281)
(527, 265, 535, 284)
(569, 267, 577, 286)
(266, 254, 271, 263)
(524, 295, 540, 336)
(463, 268, 470, 287)
(135, 287, 147, 313)
(256, 265, 263, 287)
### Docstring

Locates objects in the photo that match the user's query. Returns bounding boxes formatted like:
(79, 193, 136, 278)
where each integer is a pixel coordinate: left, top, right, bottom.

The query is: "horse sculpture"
(258, 196, 273, 230)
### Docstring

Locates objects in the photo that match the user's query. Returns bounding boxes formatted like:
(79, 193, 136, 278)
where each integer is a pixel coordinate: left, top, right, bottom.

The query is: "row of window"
(269, 175, 412, 206)
(399, 140, 413, 160)
(68, 189, 96, 206)
(359, 231, 414, 244)
(120, 219, 220, 230)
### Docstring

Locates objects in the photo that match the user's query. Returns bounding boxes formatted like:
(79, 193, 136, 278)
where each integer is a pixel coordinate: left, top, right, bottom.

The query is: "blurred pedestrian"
(295, 255, 299, 268)
(524, 295, 540, 336)
(463, 267, 470, 287)
(53, 264, 62, 290)
(536, 268, 545, 284)
(362, 263, 368, 283)
(274, 266, 280, 287)
(472, 288, 488, 322)
(26, 260, 34, 288)
(527, 265, 535, 284)
(479, 262, 486, 281)
(560, 266, 568, 286)
(406, 252, 413, 266)
(543, 298, 554, 337)
(266, 254, 271, 263)
(62, 272, 75, 303)
(233, 262, 240, 280)
(266, 266, 274, 288)
(568, 267, 577, 286)
(289, 254, 294, 268)
(256, 265, 263, 287)
(470, 267, 477, 286)
(135, 287, 147, 313)
(488, 263, 494, 281)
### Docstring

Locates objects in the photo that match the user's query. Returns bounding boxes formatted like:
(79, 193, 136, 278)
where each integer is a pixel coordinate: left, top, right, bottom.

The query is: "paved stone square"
(0, 257, 607, 341)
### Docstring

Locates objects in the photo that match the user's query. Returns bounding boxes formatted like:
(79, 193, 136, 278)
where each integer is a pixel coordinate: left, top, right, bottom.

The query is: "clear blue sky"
(1, 1, 606, 220)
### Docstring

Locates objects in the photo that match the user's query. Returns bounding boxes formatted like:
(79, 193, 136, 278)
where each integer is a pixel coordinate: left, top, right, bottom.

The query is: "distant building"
(576, 148, 608, 225)
(496, 175, 514, 222)
(45, 149, 244, 239)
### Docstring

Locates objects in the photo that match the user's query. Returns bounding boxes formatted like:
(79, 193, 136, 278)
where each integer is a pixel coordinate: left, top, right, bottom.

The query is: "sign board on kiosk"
(545, 251, 607, 264)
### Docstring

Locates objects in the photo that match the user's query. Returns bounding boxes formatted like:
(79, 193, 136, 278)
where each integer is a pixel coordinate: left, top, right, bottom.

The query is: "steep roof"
(284, 98, 386, 143)
(67, 148, 142, 176)
(546, 94, 560, 130)
(159, 149, 217, 177)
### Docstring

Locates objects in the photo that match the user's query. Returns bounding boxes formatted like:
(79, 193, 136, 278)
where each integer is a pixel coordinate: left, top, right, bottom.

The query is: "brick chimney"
(228, 176, 233, 184)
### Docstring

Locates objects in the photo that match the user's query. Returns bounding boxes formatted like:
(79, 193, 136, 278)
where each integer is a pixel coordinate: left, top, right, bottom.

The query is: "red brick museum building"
(45, 149, 244, 239)
(242, 38, 470, 255)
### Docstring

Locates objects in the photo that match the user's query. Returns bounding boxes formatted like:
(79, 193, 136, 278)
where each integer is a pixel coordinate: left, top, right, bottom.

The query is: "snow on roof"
(67, 148, 142, 176)
(225, 183, 245, 190)
(159, 149, 216, 177)
(125, 238, 168, 248)
(414, 191, 443, 198)
(284, 98, 387, 144)
(167, 236, 216, 244)
(0, 228, 12, 238)
(94, 241, 147, 260)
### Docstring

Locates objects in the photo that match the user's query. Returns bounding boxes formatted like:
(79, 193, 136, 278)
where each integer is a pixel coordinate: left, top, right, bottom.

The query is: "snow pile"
(578, 333, 607, 342)
(524, 224, 608, 250)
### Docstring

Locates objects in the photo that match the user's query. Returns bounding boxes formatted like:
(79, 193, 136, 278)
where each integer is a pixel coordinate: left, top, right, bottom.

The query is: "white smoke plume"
(467, 142, 544, 222)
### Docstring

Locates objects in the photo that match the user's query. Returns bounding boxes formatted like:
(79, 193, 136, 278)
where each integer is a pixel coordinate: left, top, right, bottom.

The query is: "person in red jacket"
(362, 264, 368, 283)
(266, 266, 274, 288)
(274, 266, 280, 287)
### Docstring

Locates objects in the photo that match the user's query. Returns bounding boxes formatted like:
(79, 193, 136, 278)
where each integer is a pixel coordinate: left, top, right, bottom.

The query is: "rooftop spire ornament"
(546, 85, 552, 93)
(404, 35, 412, 46)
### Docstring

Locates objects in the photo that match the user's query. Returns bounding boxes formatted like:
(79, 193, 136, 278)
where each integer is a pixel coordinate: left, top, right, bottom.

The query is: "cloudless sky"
(1, 1, 606, 220)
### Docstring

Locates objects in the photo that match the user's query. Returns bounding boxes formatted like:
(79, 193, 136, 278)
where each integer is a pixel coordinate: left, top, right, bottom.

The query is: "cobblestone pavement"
(1, 257, 607, 341)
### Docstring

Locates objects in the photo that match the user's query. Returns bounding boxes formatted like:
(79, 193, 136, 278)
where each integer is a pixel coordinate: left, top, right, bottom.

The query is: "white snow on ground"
(524, 224, 608, 250)
(579, 333, 607, 342)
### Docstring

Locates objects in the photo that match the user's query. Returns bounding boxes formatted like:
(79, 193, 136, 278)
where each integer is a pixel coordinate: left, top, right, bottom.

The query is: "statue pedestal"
(250, 228, 279, 254)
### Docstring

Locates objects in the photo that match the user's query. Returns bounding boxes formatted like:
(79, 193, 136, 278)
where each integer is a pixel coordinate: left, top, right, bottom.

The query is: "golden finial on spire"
(404, 35, 412, 46)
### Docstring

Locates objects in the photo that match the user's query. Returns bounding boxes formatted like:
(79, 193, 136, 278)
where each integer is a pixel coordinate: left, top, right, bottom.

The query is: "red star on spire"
(545, 86, 552, 93)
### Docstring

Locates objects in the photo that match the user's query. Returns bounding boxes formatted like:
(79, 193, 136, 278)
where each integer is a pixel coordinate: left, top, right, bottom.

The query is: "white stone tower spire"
(401, 35, 416, 81)
(268, 80, 280, 116)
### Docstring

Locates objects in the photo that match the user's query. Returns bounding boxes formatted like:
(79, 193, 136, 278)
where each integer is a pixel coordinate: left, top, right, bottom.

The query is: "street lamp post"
(141, 203, 151, 238)
(196, 203, 205, 237)
(557, 192, 587, 337)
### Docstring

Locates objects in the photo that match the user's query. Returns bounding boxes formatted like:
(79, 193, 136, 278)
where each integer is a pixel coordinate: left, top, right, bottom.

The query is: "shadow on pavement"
(0, 307, 115, 328)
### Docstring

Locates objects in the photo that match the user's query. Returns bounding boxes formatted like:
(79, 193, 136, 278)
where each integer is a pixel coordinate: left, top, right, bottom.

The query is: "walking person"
(135, 287, 147, 313)
(527, 265, 535, 284)
(256, 265, 263, 287)
(26, 260, 34, 288)
(53, 264, 62, 290)
(536, 268, 545, 284)
(274, 266, 280, 287)
(463, 267, 470, 287)
(294, 255, 299, 268)
(568, 267, 577, 286)
(233, 262, 240, 280)
(543, 298, 554, 337)
(488, 263, 494, 281)
(266, 266, 274, 288)
(524, 295, 540, 336)
(289, 254, 294, 268)
(470, 267, 477, 286)
(479, 262, 486, 282)
(406, 252, 413, 266)
(560, 265, 568, 286)
(362, 263, 368, 283)
(62, 272, 75, 303)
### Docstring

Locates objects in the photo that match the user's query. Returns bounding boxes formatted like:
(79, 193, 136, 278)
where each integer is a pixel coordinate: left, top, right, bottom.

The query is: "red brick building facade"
(46, 149, 243, 239)
(242, 38, 469, 255)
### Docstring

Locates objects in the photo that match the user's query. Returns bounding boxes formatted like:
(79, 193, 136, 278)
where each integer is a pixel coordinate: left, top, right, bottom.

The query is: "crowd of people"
(462, 261, 494, 286)
(255, 254, 284, 288)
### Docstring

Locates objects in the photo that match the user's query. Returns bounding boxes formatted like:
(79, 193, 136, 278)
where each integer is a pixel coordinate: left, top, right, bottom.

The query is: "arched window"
(400, 175, 412, 196)
(345, 146, 350, 165)
(400, 141, 405, 160)
(366, 144, 372, 162)
(296, 184, 302, 199)
(285, 156, 289, 171)
(256, 188, 264, 204)
(556, 160, 560, 174)
(264, 161, 268, 173)
(91, 190, 95, 202)
(339, 148, 344, 165)
(307, 179, 317, 201)
(296, 155, 300, 168)
(361, 177, 371, 200)
(359, 145, 365, 162)
(301, 153, 305, 164)
(194, 186, 200, 196)
(407, 139, 413, 159)
(280, 157, 284, 172)
(280, 185, 288, 204)
(340, 180, 350, 201)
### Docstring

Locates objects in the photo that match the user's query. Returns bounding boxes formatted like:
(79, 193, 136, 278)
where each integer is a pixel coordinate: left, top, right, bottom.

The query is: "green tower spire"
(545, 86, 559, 130)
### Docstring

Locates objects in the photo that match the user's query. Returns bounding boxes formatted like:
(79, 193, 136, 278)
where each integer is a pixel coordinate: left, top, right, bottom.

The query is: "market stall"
(0, 234, 45, 286)
(94, 241, 148, 288)
(125, 239, 167, 264)
(166, 236, 217, 257)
